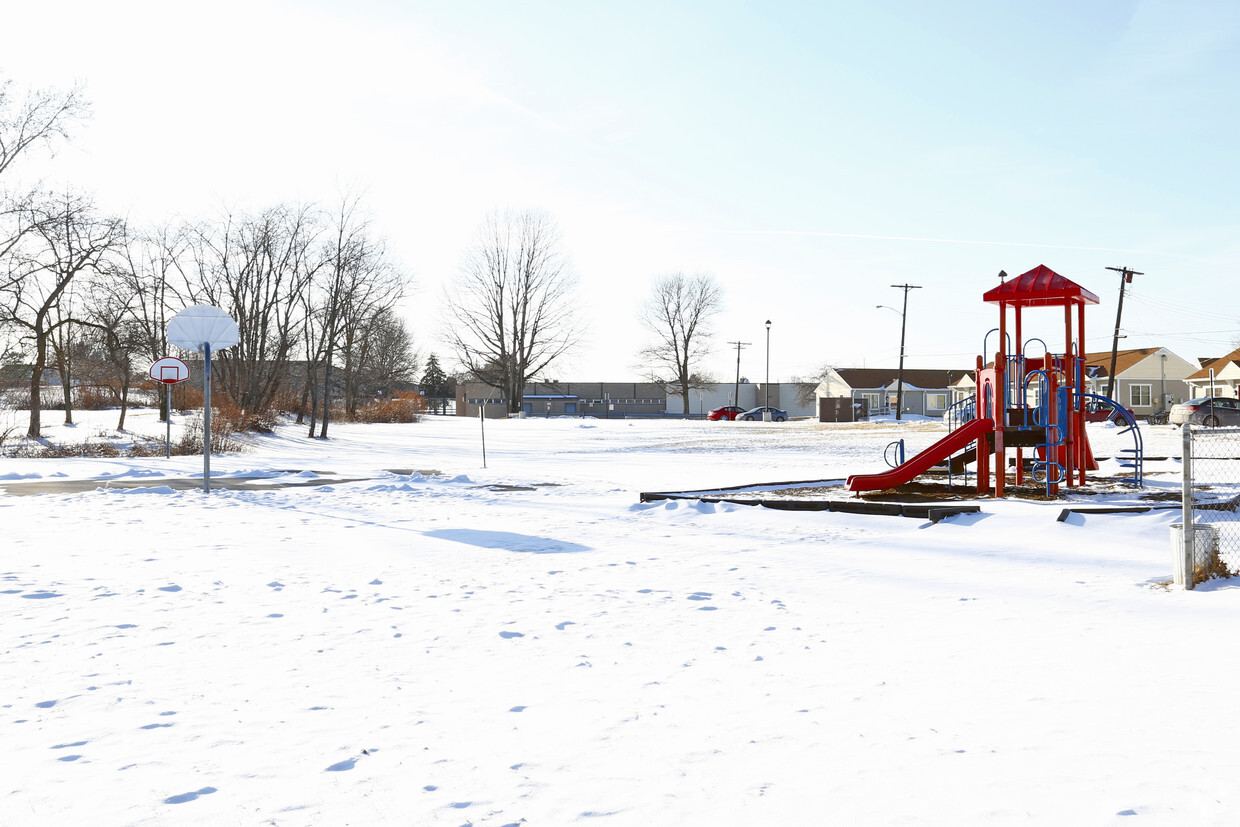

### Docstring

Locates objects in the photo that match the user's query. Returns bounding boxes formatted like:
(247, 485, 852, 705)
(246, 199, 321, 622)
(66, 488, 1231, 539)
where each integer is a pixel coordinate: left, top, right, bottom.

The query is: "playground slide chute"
(845, 417, 995, 493)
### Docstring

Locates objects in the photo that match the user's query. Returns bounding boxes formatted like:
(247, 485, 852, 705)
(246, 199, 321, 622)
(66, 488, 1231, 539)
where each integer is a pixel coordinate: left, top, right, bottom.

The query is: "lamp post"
(882, 284, 921, 421)
(1160, 352, 1167, 414)
(763, 320, 772, 420)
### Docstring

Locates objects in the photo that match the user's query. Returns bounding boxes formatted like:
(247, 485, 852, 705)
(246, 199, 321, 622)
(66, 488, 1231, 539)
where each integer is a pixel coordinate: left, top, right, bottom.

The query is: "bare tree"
(0, 78, 90, 276)
(0, 190, 124, 437)
(304, 195, 406, 437)
(111, 223, 190, 421)
(637, 272, 723, 414)
(444, 208, 581, 414)
(0, 78, 89, 180)
(185, 204, 322, 425)
(791, 363, 840, 407)
(80, 267, 149, 431)
(348, 306, 417, 407)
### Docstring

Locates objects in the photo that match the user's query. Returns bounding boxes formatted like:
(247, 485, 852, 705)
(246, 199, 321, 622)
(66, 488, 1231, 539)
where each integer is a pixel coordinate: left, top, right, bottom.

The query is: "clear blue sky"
(6, 0, 1239, 384)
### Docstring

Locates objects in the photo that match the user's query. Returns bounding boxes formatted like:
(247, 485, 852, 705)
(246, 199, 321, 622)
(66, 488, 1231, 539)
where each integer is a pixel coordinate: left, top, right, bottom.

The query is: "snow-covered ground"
(4, 409, 1234, 826)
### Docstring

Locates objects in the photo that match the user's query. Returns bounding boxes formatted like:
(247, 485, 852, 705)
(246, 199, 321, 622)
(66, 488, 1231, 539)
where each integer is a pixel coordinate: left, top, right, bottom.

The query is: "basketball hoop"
(150, 357, 190, 385)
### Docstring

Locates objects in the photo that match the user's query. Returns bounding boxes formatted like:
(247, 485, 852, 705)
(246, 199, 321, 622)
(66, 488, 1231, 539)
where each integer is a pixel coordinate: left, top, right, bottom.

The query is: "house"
(1184, 346, 1240, 400)
(814, 368, 972, 418)
(1080, 347, 1197, 415)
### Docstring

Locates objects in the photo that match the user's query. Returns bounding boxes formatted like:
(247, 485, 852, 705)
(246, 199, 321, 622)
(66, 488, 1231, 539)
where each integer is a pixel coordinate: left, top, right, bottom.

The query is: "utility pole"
(728, 339, 751, 408)
(1104, 266, 1142, 401)
(890, 284, 922, 421)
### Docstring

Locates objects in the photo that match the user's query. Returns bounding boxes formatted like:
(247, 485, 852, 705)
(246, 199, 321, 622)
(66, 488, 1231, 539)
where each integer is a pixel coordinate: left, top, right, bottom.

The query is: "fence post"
(1180, 423, 1194, 589)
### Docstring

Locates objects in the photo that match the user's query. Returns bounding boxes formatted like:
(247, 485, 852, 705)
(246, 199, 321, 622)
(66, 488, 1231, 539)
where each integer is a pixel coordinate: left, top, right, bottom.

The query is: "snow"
(3, 409, 1236, 825)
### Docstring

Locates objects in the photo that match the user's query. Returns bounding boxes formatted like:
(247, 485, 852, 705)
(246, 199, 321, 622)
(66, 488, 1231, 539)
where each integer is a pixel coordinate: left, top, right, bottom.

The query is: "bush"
(176, 409, 249, 454)
(75, 384, 116, 410)
(172, 383, 204, 413)
(349, 392, 426, 424)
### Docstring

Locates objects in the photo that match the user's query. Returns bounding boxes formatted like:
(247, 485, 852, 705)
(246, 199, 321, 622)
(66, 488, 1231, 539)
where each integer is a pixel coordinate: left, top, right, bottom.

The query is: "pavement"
(0, 475, 372, 496)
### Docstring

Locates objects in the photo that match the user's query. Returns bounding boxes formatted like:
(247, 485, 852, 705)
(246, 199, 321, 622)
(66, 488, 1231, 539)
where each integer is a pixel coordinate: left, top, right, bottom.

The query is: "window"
(1129, 384, 1152, 407)
(926, 393, 948, 411)
(860, 392, 882, 411)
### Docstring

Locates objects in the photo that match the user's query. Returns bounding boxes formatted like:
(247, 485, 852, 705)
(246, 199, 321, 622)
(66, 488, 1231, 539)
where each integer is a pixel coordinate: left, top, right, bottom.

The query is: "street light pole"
(764, 320, 772, 420)
(889, 284, 921, 421)
(1160, 352, 1167, 414)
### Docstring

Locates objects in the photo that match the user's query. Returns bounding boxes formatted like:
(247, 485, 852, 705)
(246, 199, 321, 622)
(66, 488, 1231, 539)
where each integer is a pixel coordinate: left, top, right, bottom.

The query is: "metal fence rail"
(1179, 424, 1240, 588)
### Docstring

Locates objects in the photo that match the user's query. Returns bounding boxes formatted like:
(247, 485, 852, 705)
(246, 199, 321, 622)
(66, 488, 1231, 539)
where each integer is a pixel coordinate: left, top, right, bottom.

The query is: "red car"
(707, 406, 745, 421)
(1083, 399, 1131, 423)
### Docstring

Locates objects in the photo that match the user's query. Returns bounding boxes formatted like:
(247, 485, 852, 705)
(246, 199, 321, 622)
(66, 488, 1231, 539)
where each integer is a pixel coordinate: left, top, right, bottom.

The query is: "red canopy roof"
(982, 265, 1100, 307)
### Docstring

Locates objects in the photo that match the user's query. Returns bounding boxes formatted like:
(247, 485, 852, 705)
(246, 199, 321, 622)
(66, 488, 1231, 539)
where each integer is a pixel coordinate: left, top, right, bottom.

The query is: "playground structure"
(846, 265, 1143, 497)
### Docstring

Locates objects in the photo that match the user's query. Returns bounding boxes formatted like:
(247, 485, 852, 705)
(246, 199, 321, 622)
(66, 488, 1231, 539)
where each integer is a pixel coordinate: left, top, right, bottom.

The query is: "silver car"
(1168, 397, 1240, 427)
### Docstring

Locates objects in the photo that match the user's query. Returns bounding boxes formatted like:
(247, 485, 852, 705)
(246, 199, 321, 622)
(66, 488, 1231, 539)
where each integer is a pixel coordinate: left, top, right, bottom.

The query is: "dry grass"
(1193, 550, 1235, 586)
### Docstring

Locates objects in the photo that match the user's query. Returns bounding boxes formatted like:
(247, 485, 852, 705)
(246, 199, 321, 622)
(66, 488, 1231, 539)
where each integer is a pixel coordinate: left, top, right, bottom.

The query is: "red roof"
(983, 265, 1100, 307)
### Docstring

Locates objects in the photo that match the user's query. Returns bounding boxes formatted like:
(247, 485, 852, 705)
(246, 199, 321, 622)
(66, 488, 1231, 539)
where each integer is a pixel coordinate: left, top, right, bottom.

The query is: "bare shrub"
(168, 383, 203, 413)
(1194, 550, 1234, 586)
(347, 392, 425, 424)
(75, 384, 116, 410)
(176, 410, 249, 455)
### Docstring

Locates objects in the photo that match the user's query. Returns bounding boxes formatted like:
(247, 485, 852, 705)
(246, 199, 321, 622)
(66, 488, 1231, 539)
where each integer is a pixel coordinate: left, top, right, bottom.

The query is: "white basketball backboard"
(167, 305, 239, 352)
(149, 356, 190, 384)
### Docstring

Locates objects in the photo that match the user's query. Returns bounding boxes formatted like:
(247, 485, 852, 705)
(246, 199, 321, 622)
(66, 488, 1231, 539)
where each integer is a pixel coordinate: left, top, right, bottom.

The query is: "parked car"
(1083, 399, 1131, 423)
(706, 405, 746, 421)
(739, 406, 788, 422)
(1168, 397, 1240, 427)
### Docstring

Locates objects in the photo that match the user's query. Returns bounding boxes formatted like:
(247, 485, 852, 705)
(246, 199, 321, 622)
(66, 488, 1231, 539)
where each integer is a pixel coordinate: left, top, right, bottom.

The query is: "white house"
(1185, 346, 1240, 399)
(1080, 347, 1197, 415)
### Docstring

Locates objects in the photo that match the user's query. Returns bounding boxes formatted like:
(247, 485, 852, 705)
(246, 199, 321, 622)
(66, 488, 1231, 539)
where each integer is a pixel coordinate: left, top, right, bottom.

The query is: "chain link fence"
(1178, 424, 1240, 588)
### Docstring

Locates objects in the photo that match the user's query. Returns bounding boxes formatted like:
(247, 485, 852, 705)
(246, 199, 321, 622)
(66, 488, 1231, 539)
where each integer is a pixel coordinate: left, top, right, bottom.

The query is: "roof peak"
(983, 265, 1101, 307)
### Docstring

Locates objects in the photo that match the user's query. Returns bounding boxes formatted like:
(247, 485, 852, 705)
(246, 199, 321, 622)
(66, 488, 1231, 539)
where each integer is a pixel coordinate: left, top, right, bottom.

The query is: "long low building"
(455, 380, 819, 419)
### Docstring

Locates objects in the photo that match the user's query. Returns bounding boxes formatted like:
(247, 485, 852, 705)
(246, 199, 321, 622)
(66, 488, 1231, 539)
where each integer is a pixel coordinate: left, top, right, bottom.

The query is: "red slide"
(845, 418, 995, 493)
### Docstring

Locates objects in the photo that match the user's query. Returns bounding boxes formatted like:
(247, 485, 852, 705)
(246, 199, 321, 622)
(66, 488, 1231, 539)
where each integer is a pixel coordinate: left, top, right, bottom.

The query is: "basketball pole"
(203, 341, 212, 493)
(165, 383, 172, 459)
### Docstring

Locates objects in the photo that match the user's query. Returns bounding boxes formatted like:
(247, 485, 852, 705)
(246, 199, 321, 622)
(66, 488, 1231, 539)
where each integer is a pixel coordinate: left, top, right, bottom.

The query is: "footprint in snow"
(164, 786, 218, 804)
(499, 631, 525, 639)
(326, 758, 357, 772)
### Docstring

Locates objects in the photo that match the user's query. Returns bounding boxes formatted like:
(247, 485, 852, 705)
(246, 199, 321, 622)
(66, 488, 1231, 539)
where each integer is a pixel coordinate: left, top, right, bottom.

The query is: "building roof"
(982, 265, 1100, 308)
(1188, 346, 1240, 381)
(835, 368, 970, 390)
(1079, 347, 1163, 379)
